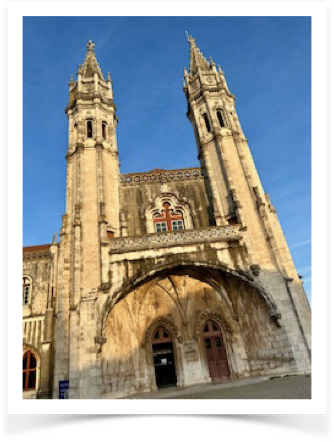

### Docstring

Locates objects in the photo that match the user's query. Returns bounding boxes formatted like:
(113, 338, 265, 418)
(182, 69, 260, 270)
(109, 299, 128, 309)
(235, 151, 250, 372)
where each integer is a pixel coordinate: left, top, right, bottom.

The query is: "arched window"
(145, 195, 194, 234)
(102, 121, 107, 140)
(86, 120, 93, 138)
(153, 203, 184, 232)
(203, 113, 211, 133)
(216, 109, 225, 128)
(22, 276, 31, 306)
(152, 326, 171, 343)
(23, 351, 37, 391)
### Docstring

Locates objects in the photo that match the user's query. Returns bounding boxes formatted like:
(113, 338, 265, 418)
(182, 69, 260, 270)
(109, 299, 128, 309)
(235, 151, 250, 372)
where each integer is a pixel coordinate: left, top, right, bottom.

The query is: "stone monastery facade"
(23, 38, 311, 399)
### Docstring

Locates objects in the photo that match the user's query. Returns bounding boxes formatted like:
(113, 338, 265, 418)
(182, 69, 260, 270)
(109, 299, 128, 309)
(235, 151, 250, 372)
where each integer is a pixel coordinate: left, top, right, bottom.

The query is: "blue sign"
(59, 380, 69, 399)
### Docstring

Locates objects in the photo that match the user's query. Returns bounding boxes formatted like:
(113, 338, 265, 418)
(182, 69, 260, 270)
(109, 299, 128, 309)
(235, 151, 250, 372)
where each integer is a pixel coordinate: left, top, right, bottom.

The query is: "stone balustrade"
(109, 225, 242, 254)
(121, 167, 205, 185)
(23, 315, 45, 350)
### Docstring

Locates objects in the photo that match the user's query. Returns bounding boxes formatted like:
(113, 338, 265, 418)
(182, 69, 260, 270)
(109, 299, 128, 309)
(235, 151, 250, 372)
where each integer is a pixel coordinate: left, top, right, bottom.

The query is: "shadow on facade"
(74, 265, 312, 399)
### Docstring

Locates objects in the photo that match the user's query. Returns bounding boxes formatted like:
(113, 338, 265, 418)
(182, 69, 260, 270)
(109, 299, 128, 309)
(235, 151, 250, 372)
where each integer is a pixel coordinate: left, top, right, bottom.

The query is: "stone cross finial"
(86, 40, 95, 52)
(188, 35, 196, 46)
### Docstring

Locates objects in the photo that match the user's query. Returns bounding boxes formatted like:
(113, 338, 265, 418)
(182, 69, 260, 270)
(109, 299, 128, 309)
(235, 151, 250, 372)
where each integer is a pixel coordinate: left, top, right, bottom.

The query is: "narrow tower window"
(86, 120, 93, 138)
(22, 276, 31, 306)
(217, 110, 225, 128)
(102, 121, 107, 140)
(203, 113, 211, 133)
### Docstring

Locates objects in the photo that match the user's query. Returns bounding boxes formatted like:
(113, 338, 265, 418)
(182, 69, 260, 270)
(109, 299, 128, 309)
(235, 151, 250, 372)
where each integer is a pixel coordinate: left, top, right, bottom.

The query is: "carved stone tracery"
(144, 193, 194, 234)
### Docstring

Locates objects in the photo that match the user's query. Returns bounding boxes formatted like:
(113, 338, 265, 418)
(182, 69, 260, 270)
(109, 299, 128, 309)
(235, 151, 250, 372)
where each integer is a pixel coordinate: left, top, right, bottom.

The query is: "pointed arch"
(97, 259, 281, 345)
(22, 345, 41, 394)
(143, 316, 183, 390)
(144, 316, 183, 346)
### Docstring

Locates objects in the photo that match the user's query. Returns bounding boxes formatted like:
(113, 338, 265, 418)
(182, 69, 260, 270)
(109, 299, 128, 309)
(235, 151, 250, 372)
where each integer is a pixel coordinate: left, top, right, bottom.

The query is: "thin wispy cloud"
(290, 239, 311, 250)
(297, 265, 311, 275)
(302, 277, 311, 283)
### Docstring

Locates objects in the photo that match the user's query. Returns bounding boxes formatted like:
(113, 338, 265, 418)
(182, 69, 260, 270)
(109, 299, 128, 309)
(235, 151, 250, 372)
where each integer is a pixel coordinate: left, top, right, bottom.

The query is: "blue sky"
(23, 16, 311, 301)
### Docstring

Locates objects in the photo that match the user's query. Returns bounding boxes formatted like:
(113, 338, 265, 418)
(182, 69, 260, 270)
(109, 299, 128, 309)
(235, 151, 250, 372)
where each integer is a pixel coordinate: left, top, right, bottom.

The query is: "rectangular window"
(172, 220, 184, 231)
(155, 222, 167, 232)
(24, 286, 30, 305)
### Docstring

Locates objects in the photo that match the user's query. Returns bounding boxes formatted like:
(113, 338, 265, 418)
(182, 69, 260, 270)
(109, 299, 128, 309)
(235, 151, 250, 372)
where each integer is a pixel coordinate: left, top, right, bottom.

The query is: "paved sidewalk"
(125, 374, 311, 399)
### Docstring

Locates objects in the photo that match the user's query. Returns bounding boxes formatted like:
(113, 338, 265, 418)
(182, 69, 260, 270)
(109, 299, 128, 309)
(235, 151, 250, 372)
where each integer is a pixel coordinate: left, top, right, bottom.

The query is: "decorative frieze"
(109, 225, 242, 254)
(23, 245, 51, 261)
(121, 168, 205, 185)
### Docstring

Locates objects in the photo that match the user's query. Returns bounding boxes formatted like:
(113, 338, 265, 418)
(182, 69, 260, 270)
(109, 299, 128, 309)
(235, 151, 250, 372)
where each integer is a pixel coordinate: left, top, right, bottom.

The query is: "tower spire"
(80, 39, 104, 80)
(187, 34, 210, 75)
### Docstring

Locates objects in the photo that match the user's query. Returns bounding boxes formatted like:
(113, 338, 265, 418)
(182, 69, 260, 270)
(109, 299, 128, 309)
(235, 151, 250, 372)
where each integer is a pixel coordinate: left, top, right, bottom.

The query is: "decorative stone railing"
(109, 225, 242, 254)
(23, 315, 45, 349)
(121, 167, 205, 185)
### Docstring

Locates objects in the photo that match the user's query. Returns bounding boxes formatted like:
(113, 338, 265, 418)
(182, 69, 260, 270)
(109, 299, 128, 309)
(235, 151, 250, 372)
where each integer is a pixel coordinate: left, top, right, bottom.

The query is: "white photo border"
(8, 0, 326, 415)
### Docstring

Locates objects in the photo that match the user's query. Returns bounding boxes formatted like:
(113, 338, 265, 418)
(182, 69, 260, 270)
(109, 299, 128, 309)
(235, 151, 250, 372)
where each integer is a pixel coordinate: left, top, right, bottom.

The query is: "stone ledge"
(109, 225, 242, 254)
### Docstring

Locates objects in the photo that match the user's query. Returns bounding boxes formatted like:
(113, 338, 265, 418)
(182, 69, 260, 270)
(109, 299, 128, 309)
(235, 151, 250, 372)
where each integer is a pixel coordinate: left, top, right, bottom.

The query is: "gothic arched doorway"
(152, 326, 177, 388)
(202, 320, 230, 381)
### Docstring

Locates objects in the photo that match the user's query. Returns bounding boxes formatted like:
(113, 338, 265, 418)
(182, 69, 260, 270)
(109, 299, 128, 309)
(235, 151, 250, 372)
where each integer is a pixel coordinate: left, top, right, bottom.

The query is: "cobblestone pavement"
(126, 375, 311, 399)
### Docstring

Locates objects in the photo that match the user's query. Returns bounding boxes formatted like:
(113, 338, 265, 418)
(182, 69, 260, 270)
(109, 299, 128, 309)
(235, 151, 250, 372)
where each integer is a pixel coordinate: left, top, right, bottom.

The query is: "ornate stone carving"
(109, 225, 241, 254)
(144, 317, 183, 344)
(121, 168, 205, 185)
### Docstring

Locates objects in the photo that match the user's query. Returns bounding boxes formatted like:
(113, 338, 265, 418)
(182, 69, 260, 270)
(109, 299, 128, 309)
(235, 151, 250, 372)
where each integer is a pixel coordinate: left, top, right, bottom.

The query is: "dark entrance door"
(203, 320, 230, 381)
(152, 326, 177, 388)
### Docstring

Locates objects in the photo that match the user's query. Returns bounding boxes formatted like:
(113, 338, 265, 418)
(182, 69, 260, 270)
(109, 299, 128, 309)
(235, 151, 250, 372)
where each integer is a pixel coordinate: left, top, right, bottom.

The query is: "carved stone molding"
(144, 317, 183, 345)
(109, 225, 242, 254)
(121, 168, 205, 185)
(195, 309, 233, 338)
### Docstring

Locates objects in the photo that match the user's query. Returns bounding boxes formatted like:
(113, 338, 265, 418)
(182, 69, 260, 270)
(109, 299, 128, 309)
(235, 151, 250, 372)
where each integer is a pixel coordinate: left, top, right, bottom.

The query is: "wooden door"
(203, 320, 230, 381)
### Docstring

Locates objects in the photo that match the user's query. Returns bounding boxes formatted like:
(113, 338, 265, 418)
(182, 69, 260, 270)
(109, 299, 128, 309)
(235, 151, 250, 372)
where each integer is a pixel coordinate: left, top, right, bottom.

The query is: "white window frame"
(172, 220, 184, 231)
(155, 221, 167, 232)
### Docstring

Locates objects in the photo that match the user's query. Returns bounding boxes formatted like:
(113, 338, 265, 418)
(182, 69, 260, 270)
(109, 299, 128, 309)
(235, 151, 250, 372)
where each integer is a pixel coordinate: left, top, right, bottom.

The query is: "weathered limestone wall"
(121, 169, 211, 237)
(23, 246, 55, 398)
(103, 147, 120, 233)
(23, 252, 50, 317)
(107, 233, 246, 299)
(52, 229, 71, 398)
(81, 147, 101, 291)
(254, 271, 311, 372)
